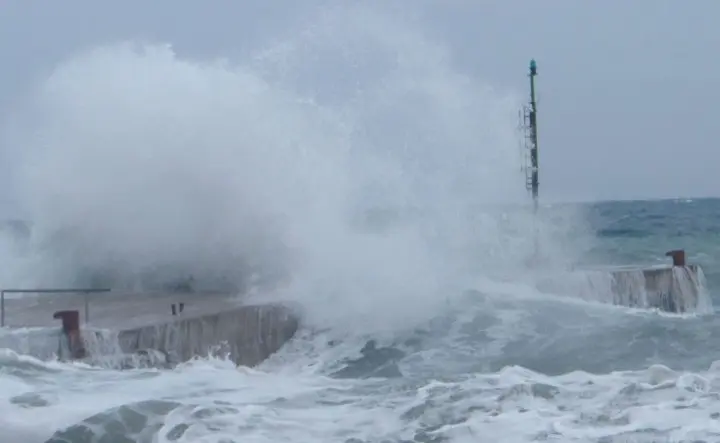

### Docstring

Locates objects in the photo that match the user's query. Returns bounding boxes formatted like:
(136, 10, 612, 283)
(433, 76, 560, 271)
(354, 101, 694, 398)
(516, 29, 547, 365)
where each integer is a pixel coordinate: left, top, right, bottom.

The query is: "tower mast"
(526, 59, 539, 212)
(520, 59, 540, 258)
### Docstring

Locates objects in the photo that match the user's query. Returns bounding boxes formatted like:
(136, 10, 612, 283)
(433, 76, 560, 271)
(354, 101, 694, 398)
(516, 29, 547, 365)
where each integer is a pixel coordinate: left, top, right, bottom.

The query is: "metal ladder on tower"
(519, 104, 535, 196)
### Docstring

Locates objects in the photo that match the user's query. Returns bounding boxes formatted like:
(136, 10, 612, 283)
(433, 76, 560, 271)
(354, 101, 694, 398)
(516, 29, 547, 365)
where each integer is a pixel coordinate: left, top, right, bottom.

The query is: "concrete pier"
(0, 291, 299, 368)
(585, 264, 705, 313)
(536, 250, 711, 313)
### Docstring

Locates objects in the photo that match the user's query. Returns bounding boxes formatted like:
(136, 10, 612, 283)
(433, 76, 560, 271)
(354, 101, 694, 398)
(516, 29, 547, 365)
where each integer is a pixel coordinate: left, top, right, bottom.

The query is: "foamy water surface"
(4, 287, 720, 443)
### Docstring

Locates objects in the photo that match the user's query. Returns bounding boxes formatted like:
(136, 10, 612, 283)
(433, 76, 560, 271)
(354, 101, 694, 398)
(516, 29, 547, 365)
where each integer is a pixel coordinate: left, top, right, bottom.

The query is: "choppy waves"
(37, 361, 720, 443)
(0, 287, 719, 443)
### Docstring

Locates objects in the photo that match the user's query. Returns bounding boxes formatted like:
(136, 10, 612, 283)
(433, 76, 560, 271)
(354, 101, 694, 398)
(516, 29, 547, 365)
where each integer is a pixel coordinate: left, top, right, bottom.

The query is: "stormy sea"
(2, 198, 719, 443)
(1, 8, 719, 443)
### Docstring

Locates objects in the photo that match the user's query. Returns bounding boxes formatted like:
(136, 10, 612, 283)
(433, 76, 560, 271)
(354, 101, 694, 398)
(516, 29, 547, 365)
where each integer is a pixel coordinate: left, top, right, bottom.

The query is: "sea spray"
(5, 5, 590, 334)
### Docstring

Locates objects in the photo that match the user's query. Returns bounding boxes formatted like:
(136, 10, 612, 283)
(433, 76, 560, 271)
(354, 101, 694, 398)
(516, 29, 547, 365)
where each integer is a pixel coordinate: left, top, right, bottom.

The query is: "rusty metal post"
(665, 249, 686, 267)
(53, 310, 87, 359)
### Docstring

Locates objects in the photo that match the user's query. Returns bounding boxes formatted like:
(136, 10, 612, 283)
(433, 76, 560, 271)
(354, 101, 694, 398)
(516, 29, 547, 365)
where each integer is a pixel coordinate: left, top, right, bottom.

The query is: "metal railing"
(0, 288, 112, 327)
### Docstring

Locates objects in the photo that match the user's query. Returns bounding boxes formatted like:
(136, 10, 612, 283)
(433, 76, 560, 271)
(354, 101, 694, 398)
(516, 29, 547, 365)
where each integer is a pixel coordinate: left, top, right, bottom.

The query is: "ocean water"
(2, 6, 720, 442)
(1, 199, 718, 443)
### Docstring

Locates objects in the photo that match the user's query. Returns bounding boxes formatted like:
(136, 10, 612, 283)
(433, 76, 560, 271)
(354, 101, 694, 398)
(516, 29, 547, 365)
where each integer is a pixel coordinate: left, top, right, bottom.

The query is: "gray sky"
(0, 0, 718, 208)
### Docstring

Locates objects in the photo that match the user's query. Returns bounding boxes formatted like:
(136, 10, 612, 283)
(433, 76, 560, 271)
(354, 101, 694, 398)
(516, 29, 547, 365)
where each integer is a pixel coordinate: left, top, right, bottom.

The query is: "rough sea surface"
(1, 198, 719, 443)
(1, 6, 718, 440)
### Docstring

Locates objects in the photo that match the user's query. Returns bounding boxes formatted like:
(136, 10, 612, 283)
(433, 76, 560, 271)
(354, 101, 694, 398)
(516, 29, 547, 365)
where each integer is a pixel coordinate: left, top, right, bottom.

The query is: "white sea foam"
(4, 317, 720, 443)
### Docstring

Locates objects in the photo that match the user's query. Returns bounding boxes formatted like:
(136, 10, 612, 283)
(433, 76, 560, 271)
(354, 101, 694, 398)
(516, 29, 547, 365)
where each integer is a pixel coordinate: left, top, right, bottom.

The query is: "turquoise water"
(587, 198, 720, 290)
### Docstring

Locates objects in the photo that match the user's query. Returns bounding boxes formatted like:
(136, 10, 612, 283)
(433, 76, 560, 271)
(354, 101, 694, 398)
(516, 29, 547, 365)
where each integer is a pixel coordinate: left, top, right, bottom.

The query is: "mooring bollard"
(171, 303, 185, 316)
(53, 310, 86, 359)
(665, 249, 686, 267)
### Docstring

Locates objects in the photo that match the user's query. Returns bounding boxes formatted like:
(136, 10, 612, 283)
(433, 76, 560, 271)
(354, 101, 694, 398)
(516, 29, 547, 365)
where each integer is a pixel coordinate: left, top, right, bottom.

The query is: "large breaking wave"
(0, 5, 590, 334)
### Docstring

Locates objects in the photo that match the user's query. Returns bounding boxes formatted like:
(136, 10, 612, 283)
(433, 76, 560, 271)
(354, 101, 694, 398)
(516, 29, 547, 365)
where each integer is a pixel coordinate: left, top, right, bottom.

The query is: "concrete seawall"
(0, 291, 300, 368)
(611, 264, 704, 313)
(538, 263, 711, 314)
(113, 303, 298, 367)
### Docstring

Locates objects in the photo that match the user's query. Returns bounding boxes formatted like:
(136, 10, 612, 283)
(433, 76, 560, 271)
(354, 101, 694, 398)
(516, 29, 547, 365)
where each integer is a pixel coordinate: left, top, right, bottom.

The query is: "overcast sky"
(0, 0, 717, 210)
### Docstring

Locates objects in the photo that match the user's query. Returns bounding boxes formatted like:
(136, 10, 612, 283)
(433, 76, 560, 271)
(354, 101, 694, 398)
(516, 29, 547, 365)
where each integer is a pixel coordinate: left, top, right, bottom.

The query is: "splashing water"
(3, 4, 715, 443)
(3, 5, 589, 333)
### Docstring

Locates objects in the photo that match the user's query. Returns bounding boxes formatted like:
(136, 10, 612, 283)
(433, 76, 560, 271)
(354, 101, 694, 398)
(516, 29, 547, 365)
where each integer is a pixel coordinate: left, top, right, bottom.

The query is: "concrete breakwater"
(606, 264, 706, 313)
(0, 291, 299, 368)
(538, 261, 710, 314)
(113, 303, 299, 367)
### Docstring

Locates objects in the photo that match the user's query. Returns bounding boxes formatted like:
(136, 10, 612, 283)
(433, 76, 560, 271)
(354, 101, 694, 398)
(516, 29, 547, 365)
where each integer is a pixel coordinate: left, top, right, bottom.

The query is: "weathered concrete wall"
(1, 290, 300, 367)
(0, 327, 62, 361)
(113, 303, 298, 367)
(636, 265, 703, 313)
(537, 264, 711, 313)
(598, 264, 708, 313)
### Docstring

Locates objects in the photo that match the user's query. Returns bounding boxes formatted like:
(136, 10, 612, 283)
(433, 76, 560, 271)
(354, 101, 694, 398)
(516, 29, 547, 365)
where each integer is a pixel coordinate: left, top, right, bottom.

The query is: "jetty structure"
(519, 60, 709, 313)
(0, 287, 299, 368)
